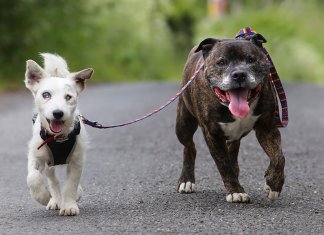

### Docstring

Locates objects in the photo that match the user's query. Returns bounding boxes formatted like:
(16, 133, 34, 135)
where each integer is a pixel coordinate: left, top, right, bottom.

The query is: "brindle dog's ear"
(250, 33, 267, 48)
(195, 38, 219, 58)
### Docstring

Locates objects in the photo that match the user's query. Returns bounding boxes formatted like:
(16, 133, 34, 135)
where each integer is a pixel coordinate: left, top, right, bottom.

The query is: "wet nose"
(231, 71, 247, 83)
(53, 110, 64, 120)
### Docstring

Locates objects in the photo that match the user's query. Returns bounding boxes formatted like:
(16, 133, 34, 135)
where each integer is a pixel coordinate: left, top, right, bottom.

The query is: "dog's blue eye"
(42, 92, 51, 99)
(65, 94, 72, 101)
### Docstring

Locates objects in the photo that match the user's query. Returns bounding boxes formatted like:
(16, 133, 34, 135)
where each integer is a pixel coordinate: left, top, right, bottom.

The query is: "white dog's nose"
(53, 110, 64, 120)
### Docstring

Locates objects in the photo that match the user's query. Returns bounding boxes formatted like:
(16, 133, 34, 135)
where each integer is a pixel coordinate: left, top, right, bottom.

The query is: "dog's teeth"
(226, 92, 230, 101)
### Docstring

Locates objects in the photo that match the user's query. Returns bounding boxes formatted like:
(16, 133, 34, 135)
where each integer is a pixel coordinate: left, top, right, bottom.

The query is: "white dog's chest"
(218, 114, 260, 141)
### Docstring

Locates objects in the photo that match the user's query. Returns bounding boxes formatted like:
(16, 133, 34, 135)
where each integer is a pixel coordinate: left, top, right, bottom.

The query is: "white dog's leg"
(76, 184, 83, 202)
(27, 158, 51, 206)
(45, 166, 61, 210)
(59, 157, 83, 216)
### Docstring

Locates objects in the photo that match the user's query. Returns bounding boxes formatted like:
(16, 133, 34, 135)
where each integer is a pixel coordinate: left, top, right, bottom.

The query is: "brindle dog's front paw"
(226, 193, 251, 203)
(264, 182, 280, 202)
(178, 181, 195, 194)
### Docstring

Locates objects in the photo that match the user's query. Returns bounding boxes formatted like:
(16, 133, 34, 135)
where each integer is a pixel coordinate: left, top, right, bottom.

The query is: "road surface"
(0, 82, 323, 234)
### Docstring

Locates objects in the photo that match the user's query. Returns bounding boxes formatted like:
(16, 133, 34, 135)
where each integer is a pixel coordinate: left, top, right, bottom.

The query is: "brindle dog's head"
(195, 34, 269, 118)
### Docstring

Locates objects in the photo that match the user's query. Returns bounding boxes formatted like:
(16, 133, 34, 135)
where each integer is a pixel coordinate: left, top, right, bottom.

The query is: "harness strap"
(33, 115, 81, 151)
(37, 134, 64, 150)
(235, 26, 288, 128)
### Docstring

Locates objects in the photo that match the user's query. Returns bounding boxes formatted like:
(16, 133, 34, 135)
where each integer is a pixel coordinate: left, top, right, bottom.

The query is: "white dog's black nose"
(231, 71, 247, 83)
(53, 110, 64, 120)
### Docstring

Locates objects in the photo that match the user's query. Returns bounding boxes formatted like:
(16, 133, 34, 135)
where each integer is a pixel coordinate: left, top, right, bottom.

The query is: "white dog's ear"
(70, 68, 93, 94)
(25, 60, 48, 93)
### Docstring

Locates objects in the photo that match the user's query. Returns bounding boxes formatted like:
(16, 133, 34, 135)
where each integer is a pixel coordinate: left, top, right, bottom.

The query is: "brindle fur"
(176, 37, 285, 200)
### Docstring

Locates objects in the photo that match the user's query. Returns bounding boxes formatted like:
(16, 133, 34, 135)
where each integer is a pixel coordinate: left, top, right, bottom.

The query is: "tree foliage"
(0, 0, 323, 90)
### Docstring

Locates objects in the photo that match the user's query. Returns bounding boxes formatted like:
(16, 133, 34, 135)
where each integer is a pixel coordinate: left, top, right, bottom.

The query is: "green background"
(0, 0, 323, 91)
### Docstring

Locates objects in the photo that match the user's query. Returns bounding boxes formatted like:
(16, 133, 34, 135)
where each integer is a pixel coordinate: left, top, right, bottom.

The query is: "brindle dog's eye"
(65, 94, 72, 101)
(216, 59, 227, 66)
(247, 56, 256, 64)
(42, 92, 51, 99)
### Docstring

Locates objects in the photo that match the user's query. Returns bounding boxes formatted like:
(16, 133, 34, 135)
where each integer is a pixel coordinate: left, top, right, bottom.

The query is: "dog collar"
(235, 27, 288, 128)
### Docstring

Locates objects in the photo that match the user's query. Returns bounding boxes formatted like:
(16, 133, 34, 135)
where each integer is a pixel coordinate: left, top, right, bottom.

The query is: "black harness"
(33, 115, 81, 166)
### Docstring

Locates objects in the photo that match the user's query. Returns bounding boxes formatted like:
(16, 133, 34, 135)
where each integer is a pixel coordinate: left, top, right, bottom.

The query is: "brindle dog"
(176, 34, 285, 202)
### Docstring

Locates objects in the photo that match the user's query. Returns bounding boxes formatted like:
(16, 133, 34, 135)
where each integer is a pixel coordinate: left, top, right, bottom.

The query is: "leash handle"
(261, 47, 288, 127)
(80, 64, 205, 129)
(236, 26, 288, 128)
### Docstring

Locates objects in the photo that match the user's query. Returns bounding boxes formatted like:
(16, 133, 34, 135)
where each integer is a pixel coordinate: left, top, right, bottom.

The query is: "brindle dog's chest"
(218, 115, 259, 141)
(218, 100, 260, 141)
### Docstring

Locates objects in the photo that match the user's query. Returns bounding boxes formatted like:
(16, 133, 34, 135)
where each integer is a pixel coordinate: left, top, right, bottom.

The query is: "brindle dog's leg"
(227, 140, 240, 179)
(176, 97, 198, 193)
(255, 123, 285, 202)
(203, 129, 250, 203)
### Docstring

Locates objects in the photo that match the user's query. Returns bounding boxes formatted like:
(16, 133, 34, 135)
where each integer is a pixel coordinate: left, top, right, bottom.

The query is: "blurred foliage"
(197, 0, 324, 84)
(0, 0, 323, 91)
(0, 0, 90, 90)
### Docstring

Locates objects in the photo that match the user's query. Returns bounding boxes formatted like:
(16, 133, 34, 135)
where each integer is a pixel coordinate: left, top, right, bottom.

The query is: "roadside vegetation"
(0, 0, 323, 91)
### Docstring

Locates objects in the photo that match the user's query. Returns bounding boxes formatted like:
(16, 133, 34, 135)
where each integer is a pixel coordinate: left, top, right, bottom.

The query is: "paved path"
(0, 82, 323, 234)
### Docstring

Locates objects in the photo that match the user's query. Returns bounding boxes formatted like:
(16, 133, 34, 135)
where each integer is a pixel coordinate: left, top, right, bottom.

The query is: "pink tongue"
(228, 89, 250, 119)
(50, 121, 64, 133)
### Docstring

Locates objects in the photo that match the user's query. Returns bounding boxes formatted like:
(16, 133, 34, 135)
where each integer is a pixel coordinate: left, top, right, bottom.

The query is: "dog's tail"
(40, 53, 70, 77)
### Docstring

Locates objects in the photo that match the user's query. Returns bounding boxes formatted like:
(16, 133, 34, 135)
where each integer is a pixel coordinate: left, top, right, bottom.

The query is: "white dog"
(25, 53, 93, 216)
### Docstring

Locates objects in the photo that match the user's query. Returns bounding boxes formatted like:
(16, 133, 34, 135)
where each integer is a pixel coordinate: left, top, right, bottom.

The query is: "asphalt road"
(0, 82, 323, 234)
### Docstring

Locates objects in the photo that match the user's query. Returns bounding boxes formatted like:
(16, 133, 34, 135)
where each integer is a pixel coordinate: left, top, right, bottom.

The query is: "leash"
(35, 28, 287, 152)
(37, 134, 64, 150)
(235, 26, 288, 128)
(35, 67, 204, 150)
(79, 63, 205, 129)
(53, 27, 287, 132)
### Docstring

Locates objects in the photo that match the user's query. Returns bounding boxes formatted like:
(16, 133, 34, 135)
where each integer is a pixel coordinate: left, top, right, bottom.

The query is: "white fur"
(178, 182, 195, 193)
(25, 53, 93, 216)
(264, 182, 279, 202)
(218, 99, 260, 141)
(226, 193, 250, 203)
(41, 53, 69, 77)
(221, 73, 257, 88)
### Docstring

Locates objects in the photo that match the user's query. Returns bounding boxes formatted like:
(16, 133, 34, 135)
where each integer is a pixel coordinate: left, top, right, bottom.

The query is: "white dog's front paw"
(178, 181, 195, 193)
(46, 198, 60, 210)
(59, 203, 79, 216)
(30, 189, 51, 206)
(264, 183, 279, 202)
(27, 172, 51, 206)
(226, 193, 251, 203)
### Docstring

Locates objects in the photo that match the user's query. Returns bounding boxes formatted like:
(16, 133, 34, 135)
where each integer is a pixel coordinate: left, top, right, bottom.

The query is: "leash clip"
(79, 114, 102, 128)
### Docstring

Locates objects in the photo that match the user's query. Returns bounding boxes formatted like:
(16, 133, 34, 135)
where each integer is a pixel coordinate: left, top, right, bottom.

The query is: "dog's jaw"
(213, 84, 262, 119)
(47, 119, 65, 133)
(40, 115, 75, 136)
